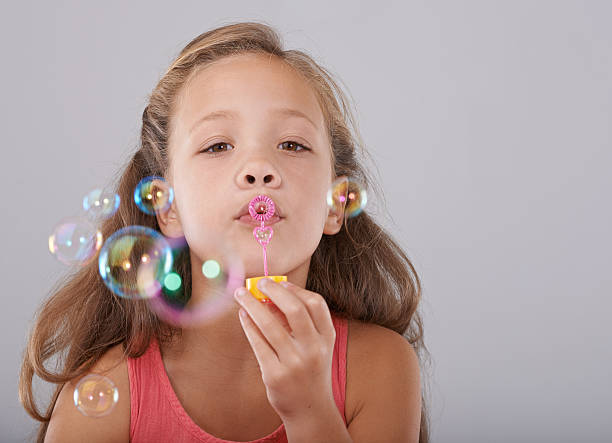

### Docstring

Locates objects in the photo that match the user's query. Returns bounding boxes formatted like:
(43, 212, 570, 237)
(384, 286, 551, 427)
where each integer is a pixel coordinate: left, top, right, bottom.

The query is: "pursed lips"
(236, 213, 283, 226)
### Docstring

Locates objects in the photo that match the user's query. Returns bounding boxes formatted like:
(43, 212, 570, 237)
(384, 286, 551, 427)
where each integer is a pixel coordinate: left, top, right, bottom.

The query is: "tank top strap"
(330, 313, 349, 426)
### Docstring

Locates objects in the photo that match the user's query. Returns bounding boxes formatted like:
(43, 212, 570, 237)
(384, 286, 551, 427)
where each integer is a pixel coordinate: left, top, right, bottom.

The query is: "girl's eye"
(200, 142, 235, 155)
(278, 141, 310, 152)
(200, 141, 311, 155)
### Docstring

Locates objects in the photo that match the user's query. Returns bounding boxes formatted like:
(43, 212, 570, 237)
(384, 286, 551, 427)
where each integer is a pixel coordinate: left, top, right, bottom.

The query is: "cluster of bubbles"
(48, 173, 367, 418)
(48, 186, 121, 266)
(48, 177, 175, 268)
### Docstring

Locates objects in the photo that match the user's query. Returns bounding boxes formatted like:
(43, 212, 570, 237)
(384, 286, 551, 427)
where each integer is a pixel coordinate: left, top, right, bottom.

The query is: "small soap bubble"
(48, 217, 103, 266)
(147, 237, 244, 328)
(134, 176, 174, 215)
(73, 374, 119, 418)
(83, 188, 120, 219)
(98, 225, 173, 299)
(327, 176, 367, 218)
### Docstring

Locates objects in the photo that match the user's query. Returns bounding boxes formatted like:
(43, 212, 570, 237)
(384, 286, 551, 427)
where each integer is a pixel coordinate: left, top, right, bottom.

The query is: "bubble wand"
(244, 195, 287, 303)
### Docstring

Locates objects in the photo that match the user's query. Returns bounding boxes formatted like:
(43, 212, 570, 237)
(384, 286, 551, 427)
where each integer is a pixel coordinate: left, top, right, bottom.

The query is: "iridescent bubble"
(98, 226, 173, 299)
(134, 176, 174, 215)
(73, 374, 119, 418)
(83, 188, 120, 219)
(147, 236, 244, 328)
(48, 217, 103, 266)
(326, 176, 367, 218)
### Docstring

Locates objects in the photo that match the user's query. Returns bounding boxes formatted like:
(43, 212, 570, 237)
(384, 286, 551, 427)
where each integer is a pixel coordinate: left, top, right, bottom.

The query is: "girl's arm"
(44, 344, 130, 443)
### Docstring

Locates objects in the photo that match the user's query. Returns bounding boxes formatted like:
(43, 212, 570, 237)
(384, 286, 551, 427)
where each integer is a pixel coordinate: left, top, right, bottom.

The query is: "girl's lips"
(236, 214, 283, 226)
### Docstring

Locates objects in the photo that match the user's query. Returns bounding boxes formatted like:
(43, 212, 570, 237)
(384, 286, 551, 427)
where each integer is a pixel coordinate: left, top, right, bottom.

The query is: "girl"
(20, 21, 430, 443)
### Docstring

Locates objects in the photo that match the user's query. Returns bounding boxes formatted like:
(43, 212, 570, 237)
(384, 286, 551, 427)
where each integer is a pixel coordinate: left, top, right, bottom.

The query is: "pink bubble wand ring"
(244, 195, 287, 302)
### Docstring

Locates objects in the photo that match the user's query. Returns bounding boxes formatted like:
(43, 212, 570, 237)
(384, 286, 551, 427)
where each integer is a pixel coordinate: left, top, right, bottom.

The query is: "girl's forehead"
(176, 55, 325, 132)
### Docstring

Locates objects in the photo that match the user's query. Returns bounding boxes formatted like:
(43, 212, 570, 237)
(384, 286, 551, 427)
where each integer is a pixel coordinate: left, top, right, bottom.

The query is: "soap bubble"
(83, 188, 120, 219)
(327, 176, 367, 218)
(98, 225, 173, 299)
(48, 217, 103, 266)
(73, 374, 119, 418)
(147, 236, 244, 328)
(134, 176, 174, 215)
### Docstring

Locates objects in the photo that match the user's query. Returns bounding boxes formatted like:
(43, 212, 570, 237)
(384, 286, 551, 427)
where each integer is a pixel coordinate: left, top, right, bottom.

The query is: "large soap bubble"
(98, 225, 173, 299)
(146, 236, 244, 328)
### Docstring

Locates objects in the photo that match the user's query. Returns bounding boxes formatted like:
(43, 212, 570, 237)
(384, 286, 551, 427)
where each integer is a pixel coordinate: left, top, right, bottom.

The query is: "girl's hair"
(19, 21, 431, 442)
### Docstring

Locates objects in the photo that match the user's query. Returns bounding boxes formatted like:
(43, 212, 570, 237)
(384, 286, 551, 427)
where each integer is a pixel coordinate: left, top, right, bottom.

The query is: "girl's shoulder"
(44, 344, 130, 443)
(345, 319, 420, 429)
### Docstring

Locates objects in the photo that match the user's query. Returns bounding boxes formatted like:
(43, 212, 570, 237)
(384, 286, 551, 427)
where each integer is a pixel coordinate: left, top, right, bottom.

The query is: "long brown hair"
(19, 21, 431, 442)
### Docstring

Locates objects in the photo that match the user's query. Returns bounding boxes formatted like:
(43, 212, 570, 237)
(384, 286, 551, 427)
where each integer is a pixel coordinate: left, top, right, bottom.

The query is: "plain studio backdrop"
(1, 1, 610, 442)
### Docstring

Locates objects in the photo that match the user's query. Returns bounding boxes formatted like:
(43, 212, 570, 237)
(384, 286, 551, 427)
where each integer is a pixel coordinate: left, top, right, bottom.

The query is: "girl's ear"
(323, 206, 344, 235)
(156, 198, 184, 238)
(323, 175, 348, 235)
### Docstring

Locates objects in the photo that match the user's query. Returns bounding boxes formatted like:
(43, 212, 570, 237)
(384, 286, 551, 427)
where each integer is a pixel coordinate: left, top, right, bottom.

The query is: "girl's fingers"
(281, 282, 336, 344)
(256, 279, 316, 340)
(234, 288, 295, 358)
(237, 307, 280, 370)
(259, 279, 335, 344)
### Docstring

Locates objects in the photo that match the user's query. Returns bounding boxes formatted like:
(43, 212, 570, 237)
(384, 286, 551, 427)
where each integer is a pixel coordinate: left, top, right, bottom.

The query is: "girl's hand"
(233, 279, 337, 421)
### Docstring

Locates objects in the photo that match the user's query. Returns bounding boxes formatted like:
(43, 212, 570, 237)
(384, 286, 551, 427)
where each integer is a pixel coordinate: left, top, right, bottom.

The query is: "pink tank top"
(127, 313, 349, 442)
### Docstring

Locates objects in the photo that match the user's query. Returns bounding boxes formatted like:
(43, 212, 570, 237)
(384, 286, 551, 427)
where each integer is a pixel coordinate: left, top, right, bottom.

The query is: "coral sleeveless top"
(127, 313, 349, 442)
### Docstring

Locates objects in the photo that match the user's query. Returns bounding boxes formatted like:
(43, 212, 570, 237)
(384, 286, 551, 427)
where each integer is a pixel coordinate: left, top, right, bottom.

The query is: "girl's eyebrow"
(189, 107, 319, 135)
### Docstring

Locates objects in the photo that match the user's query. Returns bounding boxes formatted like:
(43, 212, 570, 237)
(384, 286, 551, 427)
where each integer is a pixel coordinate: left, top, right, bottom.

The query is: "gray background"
(1, 1, 610, 442)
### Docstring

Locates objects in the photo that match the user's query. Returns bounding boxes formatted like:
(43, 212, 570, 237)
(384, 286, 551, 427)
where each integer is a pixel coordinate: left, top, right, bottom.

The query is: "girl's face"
(161, 52, 343, 279)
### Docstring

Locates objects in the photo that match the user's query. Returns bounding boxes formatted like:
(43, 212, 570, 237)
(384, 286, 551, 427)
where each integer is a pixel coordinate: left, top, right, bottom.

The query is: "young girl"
(20, 22, 430, 443)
